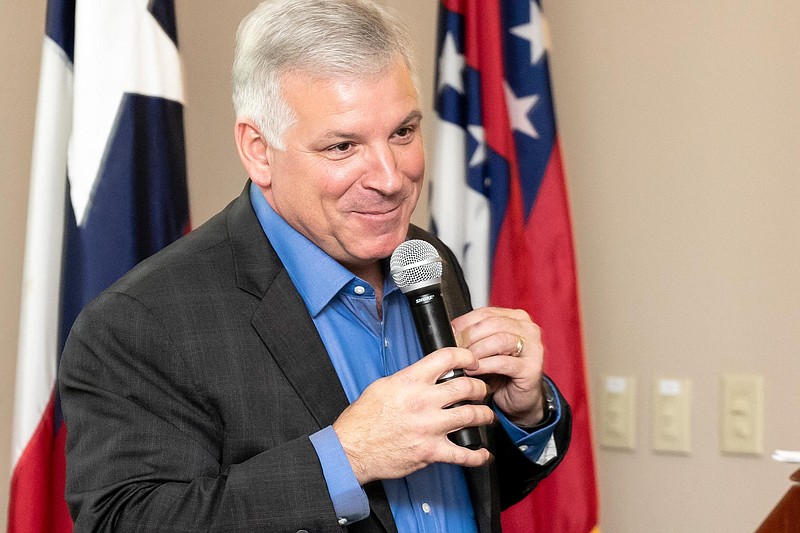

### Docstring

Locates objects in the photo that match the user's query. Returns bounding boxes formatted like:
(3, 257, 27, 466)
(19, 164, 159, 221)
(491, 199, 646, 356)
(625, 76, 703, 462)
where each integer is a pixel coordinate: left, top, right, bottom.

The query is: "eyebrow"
(319, 110, 423, 142)
(401, 110, 424, 126)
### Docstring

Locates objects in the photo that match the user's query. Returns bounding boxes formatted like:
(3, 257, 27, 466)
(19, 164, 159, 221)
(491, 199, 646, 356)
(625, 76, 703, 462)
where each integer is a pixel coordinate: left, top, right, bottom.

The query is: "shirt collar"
(248, 182, 400, 316)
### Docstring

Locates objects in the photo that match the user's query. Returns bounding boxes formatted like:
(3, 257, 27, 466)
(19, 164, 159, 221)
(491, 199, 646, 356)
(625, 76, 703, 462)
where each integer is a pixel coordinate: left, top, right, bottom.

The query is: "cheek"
(286, 157, 350, 205)
(401, 144, 426, 182)
(319, 157, 378, 201)
(317, 174, 357, 207)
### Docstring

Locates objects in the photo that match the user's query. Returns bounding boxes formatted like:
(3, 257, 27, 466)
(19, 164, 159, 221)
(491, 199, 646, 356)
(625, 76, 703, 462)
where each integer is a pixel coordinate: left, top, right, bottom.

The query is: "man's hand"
(333, 347, 494, 485)
(452, 307, 546, 428)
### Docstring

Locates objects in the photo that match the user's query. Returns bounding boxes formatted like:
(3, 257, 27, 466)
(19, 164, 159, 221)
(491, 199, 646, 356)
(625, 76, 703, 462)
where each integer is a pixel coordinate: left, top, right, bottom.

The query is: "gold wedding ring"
(514, 335, 525, 356)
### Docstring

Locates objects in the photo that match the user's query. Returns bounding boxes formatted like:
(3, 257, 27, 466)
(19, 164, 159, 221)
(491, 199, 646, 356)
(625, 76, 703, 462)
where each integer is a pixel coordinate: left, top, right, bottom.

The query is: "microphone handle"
(406, 286, 484, 450)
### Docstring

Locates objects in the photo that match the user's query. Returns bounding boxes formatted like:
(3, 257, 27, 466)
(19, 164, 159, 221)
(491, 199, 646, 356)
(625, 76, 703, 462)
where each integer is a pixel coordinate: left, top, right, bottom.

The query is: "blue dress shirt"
(249, 183, 559, 531)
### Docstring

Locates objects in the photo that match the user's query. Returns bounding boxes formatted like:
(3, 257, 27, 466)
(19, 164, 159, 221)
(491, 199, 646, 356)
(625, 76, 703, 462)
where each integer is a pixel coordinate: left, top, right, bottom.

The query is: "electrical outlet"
(599, 376, 637, 450)
(652, 378, 691, 454)
(720, 374, 763, 455)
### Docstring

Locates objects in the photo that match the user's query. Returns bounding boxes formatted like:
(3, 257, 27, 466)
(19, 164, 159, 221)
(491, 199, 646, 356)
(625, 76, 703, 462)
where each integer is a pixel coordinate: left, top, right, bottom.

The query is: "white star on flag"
(509, 0, 551, 65)
(504, 81, 540, 139)
(437, 31, 465, 94)
(68, 0, 183, 225)
(467, 124, 486, 167)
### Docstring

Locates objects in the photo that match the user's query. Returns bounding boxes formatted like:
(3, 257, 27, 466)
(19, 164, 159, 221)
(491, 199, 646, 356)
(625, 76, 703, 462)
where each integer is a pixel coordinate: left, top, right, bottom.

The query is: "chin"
(380, 230, 410, 255)
(355, 235, 406, 262)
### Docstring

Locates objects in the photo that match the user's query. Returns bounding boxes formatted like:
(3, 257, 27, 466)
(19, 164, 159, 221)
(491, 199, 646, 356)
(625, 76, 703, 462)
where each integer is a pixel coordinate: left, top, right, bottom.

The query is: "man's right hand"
(332, 347, 494, 485)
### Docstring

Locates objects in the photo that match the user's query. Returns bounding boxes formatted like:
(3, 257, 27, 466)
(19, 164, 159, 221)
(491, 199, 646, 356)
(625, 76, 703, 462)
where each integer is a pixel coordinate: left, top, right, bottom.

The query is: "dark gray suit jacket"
(60, 185, 571, 532)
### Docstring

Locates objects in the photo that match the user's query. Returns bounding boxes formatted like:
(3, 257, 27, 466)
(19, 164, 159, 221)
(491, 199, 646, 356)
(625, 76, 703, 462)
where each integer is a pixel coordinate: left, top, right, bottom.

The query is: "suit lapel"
(251, 269, 349, 427)
(225, 184, 348, 426)
(227, 184, 397, 532)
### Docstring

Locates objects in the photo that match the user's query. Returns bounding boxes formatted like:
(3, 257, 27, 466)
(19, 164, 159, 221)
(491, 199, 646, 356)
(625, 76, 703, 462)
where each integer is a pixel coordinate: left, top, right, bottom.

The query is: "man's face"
(261, 60, 424, 274)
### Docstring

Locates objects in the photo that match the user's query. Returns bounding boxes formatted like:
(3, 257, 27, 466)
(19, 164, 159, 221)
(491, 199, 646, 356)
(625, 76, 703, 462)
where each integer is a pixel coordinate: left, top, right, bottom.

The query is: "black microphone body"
(390, 239, 485, 449)
(404, 285, 458, 356)
(397, 269, 485, 450)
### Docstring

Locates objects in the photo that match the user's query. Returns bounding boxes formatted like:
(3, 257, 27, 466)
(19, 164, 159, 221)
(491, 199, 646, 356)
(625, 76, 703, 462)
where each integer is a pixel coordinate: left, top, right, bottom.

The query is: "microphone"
(390, 239, 484, 450)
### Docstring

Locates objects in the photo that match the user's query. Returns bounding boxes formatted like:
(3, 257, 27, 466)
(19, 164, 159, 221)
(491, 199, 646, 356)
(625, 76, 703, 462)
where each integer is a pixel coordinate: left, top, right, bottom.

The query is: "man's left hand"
(451, 307, 546, 428)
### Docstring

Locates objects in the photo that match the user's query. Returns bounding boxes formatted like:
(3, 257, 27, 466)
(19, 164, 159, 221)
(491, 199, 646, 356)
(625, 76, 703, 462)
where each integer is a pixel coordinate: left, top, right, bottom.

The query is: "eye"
(325, 141, 356, 159)
(392, 124, 418, 144)
(330, 142, 354, 153)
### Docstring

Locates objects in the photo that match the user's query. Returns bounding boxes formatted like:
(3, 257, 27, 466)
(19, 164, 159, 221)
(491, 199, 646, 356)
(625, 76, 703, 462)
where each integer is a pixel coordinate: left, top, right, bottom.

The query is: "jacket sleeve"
(59, 290, 345, 533)
(492, 381, 573, 510)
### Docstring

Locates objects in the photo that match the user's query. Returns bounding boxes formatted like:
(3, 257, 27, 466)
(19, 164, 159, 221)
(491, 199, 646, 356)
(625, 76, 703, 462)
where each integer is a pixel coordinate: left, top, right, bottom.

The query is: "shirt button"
(354, 285, 366, 295)
(519, 444, 529, 452)
(338, 517, 348, 525)
(422, 502, 431, 514)
(384, 338, 389, 348)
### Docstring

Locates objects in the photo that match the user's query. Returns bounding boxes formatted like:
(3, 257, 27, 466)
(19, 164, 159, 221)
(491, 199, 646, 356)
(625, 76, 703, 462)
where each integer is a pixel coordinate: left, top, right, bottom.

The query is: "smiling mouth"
(353, 204, 403, 216)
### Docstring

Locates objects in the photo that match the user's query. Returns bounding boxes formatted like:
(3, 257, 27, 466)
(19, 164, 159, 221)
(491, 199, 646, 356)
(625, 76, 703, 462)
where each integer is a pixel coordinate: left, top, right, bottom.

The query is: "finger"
(452, 309, 537, 350)
(438, 441, 492, 468)
(403, 388, 493, 432)
(441, 403, 495, 432)
(467, 354, 533, 381)
(452, 307, 531, 334)
(404, 347, 479, 383)
(433, 375, 489, 408)
(451, 306, 524, 332)
(463, 331, 527, 360)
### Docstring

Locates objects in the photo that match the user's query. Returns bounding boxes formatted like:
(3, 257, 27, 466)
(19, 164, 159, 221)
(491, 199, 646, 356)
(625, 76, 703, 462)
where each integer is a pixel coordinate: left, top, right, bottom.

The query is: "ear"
(234, 119, 272, 188)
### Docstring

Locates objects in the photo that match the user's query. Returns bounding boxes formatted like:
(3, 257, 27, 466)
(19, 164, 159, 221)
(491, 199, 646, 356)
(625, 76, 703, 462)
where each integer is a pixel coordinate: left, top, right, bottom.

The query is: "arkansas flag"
(9, 1, 189, 531)
(431, 1, 599, 532)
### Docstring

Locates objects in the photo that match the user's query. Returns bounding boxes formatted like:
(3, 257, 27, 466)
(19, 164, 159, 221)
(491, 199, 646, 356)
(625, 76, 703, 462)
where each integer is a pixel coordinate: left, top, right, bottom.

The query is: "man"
(59, 1, 572, 531)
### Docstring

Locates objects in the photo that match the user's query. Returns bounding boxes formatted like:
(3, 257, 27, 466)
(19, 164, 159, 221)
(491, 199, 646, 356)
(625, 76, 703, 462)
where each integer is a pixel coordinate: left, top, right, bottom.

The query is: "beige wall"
(1, 1, 798, 531)
(1, 1, 47, 529)
(545, 2, 800, 531)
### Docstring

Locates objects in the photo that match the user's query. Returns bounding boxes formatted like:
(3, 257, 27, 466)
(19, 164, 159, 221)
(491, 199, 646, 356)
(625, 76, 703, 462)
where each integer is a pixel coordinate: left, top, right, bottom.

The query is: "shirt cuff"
(309, 426, 370, 527)
(493, 377, 562, 465)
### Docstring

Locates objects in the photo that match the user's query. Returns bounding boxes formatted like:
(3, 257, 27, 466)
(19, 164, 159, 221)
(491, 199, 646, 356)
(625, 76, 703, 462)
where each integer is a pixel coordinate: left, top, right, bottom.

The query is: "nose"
(362, 143, 404, 195)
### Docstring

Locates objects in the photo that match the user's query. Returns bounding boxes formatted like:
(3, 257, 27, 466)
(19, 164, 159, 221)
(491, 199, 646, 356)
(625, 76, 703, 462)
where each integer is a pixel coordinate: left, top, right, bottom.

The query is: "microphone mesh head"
(390, 239, 443, 291)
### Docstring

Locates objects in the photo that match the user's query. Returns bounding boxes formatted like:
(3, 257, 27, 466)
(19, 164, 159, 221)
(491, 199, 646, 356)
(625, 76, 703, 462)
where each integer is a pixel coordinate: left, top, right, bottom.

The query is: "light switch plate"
(652, 378, 691, 454)
(599, 376, 637, 450)
(720, 374, 764, 455)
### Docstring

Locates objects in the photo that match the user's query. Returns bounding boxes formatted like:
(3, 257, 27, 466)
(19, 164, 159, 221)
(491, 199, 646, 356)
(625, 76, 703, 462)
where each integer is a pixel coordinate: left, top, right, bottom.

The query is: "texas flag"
(9, 1, 189, 531)
(431, 1, 599, 532)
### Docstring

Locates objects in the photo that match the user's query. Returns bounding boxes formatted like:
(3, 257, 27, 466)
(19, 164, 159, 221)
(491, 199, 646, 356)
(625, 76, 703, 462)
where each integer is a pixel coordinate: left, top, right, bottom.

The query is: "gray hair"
(232, 0, 417, 150)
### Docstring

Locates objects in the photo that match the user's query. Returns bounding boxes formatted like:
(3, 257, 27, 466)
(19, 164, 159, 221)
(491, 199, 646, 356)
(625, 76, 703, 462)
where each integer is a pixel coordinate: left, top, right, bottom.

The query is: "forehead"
(280, 61, 420, 131)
